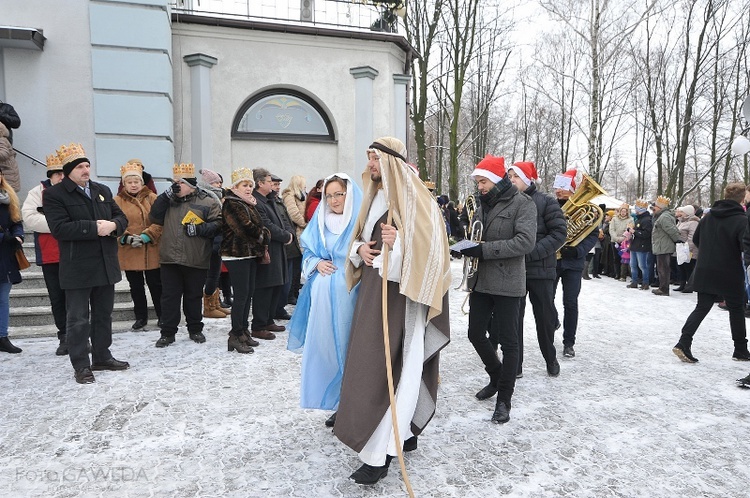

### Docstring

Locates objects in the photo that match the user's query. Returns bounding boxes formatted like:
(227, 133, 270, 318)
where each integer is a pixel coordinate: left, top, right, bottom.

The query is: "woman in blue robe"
(288, 173, 363, 416)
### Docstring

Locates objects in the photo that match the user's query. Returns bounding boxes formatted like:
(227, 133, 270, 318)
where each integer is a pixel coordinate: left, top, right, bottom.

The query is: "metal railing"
(170, 0, 402, 34)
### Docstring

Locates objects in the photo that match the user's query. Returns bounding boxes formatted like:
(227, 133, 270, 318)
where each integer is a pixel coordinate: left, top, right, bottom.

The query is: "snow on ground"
(1, 260, 749, 497)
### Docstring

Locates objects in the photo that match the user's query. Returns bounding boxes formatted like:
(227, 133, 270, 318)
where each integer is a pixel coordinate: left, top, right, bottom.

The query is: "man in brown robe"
(336, 137, 451, 485)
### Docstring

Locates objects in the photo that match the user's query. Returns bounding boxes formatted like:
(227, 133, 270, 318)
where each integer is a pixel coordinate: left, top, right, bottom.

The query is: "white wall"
(171, 22, 408, 187)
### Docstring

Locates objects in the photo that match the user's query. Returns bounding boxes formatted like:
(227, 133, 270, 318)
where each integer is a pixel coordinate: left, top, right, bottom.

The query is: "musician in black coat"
(507, 162, 567, 377)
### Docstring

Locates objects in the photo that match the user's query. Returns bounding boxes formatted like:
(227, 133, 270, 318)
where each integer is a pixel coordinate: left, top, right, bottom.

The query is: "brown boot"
(228, 334, 253, 354)
(211, 289, 231, 315)
(203, 293, 227, 319)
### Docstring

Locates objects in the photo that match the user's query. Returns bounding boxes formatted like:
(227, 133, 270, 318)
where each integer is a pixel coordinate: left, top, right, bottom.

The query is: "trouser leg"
(89, 284, 115, 363)
(125, 270, 148, 321)
(42, 263, 67, 338)
(561, 268, 582, 347)
(159, 264, 183, 336)
(144, 268, 163, 319)
(527, 278, 557, 363)
(679, 292, 715, 348)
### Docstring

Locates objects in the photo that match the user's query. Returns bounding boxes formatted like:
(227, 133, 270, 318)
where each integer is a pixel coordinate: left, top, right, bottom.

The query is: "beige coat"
(114, 186, 162, 271)
(0, 122, 20, 192)
(282, 188, 307, 238)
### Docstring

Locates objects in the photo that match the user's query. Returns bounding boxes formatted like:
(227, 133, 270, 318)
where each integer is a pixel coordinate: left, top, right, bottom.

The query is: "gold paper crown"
(655, 195, 671, 208)
(634, 198, 649, 209)
(173, 163, 195, 179)
(46, 153, 63, 173)
(231, 167, 254, 186)
(120, 161, 143, 180)
(56, 143, 87, 167)
(423, 181, 436, 190)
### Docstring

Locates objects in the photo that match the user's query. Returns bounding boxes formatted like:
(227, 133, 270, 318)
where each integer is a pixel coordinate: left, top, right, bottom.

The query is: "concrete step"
(9, 301, 159, 327)
(8, 320, 156, 339)
(10, 286, 133, 307)
(14, 269, 46, 289)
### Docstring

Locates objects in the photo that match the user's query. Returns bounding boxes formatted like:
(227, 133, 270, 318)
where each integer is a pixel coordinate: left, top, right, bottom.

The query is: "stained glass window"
(232, 90, 335, 142)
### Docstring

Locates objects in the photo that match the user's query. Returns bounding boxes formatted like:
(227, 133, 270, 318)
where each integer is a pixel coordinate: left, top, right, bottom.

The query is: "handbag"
(15, 247, 30, 270)
(675, 242, 691, 265)
(259, 245, 271, 265)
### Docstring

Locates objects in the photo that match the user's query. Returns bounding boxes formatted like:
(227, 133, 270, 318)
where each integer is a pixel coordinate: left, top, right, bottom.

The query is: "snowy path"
(1, 260, 749, 497)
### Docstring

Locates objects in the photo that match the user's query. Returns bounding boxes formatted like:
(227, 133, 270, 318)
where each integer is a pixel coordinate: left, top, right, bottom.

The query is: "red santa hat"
(508, 161, 538, 187)
(470, 155, 506, 184)
(553, 168, 577, 192)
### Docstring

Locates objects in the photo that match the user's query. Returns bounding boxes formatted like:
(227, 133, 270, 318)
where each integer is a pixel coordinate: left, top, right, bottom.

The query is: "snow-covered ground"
(2, 260, 749, 497)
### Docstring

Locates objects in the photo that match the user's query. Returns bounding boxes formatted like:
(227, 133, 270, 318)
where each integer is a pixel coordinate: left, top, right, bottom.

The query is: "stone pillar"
(184, 53, 217, 171)
(393, 74, 410, 146)
(349, 66, 379, 183)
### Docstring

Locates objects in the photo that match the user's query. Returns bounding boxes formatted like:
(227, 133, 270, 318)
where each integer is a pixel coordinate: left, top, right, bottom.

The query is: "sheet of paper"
(449, 239, 480, 252)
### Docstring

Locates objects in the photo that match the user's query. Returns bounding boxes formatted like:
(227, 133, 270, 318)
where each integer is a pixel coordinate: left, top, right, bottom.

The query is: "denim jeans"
(0, 281, 11, 338)
(630, 251, 651, 285)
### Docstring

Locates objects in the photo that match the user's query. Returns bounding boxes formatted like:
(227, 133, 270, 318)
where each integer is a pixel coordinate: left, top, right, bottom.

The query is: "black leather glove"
(165, 182, 181, 200)
(460, 244, 483, 260)
(559, 246, 578, 260)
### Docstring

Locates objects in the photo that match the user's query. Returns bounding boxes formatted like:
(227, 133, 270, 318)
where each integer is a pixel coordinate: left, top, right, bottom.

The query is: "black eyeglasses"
(325, 192, 346, 201)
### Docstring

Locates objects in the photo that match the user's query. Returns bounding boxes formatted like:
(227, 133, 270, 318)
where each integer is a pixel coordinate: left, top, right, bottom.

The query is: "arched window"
(232, 89, 335, 142)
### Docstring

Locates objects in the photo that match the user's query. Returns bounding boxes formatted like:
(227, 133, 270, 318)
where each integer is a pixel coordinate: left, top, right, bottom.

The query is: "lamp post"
(731, 96, 750, 156)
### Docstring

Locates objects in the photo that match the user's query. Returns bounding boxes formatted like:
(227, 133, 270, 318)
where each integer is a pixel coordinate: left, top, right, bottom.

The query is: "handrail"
(13, 147, 45, 167)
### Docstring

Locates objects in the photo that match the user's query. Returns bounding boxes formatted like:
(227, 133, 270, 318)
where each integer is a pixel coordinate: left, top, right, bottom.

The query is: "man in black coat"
(43, 144, 129, 384)
(251, 168, 293, 340)
(270, 174, 299, 320)
(508, 162, 567, 377)
(673, 182, 750, 364)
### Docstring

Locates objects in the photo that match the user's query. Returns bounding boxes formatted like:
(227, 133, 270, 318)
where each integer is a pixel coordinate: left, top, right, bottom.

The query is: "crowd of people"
(2, 136, 750, 486)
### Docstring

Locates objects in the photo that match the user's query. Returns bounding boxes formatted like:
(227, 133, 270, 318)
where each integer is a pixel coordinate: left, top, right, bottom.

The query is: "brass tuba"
(456, 194, 482, 314)
(560, 174, 607, 250)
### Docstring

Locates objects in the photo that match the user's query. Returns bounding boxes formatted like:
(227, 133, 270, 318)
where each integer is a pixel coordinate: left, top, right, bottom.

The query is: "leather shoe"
(491, 399, 511, 424)
(266, 323, 286, 332)
(350, 456, 392, 485)
(241, 330, 260, 347)
(547, 360, 560, 377)
(274, 312, 292, 320)
(251, 329, 276, 340)
(74, 367, 95, 384)
(0, 336, 22, 354)
(91, 358, 130, 371)
(131, 319, 147, 330)
(325, 412, 337, 427)
(189, 331, 206, 344)
(403, 436, 418, 452)
(475, 383, 498, 400)
(155, 335, 175, 348)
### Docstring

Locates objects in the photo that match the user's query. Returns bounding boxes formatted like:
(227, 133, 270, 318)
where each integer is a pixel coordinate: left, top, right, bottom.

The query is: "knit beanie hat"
(470, 155, 506, 184)
(677, 205, 695, 217)
(200, 168, 222, 185)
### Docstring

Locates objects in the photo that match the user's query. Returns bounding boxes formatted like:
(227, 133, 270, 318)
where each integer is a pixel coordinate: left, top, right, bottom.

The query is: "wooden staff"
(380, 210, 415, 498)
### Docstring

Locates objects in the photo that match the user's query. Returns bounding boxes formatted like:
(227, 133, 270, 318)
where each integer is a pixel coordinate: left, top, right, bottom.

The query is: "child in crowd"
(618, 225, 633, 282)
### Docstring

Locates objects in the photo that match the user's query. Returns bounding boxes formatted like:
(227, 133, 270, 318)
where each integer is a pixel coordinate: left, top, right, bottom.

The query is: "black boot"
(491, 398, 511, 424)
(0, 336, 22, 354)
(475, 364, 502, 400)
(56, 334, 68, 356)
(350, 456, 392, 485)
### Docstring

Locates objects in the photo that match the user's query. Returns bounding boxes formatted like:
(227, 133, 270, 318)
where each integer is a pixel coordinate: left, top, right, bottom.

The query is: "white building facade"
(1, 0, 412, 194)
